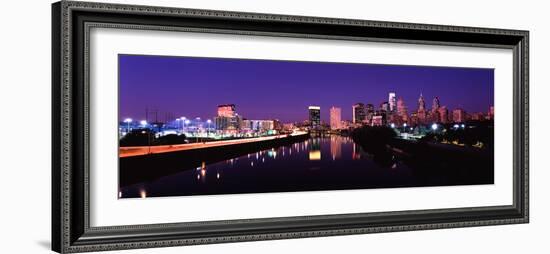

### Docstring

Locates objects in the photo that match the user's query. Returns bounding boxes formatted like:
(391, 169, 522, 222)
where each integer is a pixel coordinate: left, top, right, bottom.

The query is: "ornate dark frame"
(52, 1, 529, 253)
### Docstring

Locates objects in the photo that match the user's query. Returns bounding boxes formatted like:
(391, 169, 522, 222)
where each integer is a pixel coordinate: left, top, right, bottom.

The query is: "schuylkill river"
(119, 134, 488, 199)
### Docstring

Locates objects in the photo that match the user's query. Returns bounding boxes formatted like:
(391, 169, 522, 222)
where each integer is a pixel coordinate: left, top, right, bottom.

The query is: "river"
(119, 134, 447, 198)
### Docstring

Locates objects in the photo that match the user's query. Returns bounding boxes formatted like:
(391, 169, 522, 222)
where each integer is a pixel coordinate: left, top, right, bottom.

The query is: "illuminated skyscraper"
(352, 103, 366, 124)
(438, 106, 449, 123)
(388, 92, 397, 112)
(452, 108, 466, 123)
(418, 93, 426, 112)
(329, 106, 342, 130)
(397, 97, 408, 119)
(380, 101, 389, 112)
(471, 112, 485, 121)
(417, 94, 427, 124)
(217, 104, 236, 117)
(432, 96, 440, 113)
(308, 106, 321, 129)
(215, 104, 240, 131)
(365, 103, 375, 123)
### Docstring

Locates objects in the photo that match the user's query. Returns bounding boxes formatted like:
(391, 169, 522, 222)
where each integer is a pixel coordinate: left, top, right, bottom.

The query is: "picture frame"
(51, 1, 529, 253)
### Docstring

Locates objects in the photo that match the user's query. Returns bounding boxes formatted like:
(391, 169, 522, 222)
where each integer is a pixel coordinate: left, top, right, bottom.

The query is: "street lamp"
(176, 118, 182, 134)
(390, 123, 395, 128)
(140, 120, 147, 127)
(206, 119, 212, 137)
(123, 118, 132, 133)
(139, 120, 150, 154)
(431, 123, 438, 131)
(180, 117, 187, 133)
(184, 119, 190, 135)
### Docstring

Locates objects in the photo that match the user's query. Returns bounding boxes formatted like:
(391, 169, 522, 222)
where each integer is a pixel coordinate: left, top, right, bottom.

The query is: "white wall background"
(0, 0, 546, 253)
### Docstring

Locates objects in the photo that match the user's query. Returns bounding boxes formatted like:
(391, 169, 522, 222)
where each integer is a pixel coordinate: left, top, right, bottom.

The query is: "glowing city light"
(139, 189, 147, 199)
(461, 124, 466, 128)
(139, 120, 147, 126)
(123, 118, 132, 123)
(453, 124, 459, 129)
(431, 123, 438, 131)
(390, 123, 395, 128)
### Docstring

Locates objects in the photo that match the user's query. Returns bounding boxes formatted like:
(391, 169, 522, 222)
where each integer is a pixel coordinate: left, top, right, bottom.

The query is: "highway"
(119, 131, 308, 158)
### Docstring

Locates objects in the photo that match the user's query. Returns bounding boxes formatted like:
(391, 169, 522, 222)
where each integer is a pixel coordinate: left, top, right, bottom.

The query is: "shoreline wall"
(119, 133, 310, 186)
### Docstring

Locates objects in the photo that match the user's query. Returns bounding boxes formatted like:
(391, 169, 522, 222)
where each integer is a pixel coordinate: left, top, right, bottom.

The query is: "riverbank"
(119, 132, 310, 186)
(389, 138, 493, 182)
(120, 131, 308, 158)
(350, 126, 494, 185)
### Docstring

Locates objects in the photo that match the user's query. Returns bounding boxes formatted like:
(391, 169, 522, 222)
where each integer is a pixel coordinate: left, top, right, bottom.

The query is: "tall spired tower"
(432, 96, 440, 112)
(417, 93, 427, 124)
(418, 93, 426, 112)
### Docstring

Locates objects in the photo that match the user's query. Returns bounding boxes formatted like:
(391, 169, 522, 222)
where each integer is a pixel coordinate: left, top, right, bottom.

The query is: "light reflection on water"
(120, 135, 412, 198)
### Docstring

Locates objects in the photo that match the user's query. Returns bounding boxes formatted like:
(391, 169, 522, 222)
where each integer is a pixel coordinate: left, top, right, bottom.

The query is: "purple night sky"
(119, 54, 494, 123)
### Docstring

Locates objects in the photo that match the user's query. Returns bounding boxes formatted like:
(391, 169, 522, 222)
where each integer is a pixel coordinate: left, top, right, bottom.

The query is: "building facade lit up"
(352, 103, 366, 124)
(308, 106, 321, 129)
(330, 106, 342, 130)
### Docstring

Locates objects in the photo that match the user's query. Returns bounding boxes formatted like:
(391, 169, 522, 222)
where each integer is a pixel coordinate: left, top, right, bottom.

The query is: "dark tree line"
(351, 126, 397, 154)
(420, 122, 493, 149)
(120, 129, 188, 147)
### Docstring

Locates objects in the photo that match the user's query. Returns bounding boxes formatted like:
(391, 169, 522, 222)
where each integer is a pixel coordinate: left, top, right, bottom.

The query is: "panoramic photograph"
(117, 54, 494, 199)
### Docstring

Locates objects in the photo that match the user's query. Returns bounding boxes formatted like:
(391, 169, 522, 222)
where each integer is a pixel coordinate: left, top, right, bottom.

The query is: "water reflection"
(330, 135, 342, 160)
(309, 150, 321, 160)
(120, 134, 415, 198)
(139, 188, 147, 198)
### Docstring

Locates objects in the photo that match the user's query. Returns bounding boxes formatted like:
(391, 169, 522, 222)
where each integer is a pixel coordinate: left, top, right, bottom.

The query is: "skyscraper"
(365, 103, 375, 123)
(217, 104, 236, 117)
(352, 103, 366, 124)
(418, 93, 426, 112)
(388, 92, 397, 112)
(308, 106, 321, 129)
(417, 94, 427, 124)
(397, 97, 408, 118)
(432, 96, 440, 113)
(215, 104, 241, 131)
(452, 108, 466, 123)
(380, 101, 389, 112)
(329, 106, 342, 130)
(438, 106, 449, 123)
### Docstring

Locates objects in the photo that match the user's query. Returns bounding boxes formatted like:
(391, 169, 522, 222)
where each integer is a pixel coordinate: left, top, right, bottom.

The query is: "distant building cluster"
(214, 104, 281, 136)
(120, 92, 494, 138)
(318, 92, 494, 130)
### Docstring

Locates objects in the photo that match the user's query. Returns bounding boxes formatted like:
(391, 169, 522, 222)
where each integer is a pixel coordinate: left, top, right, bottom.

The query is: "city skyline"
(119, 54, 494, 123)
